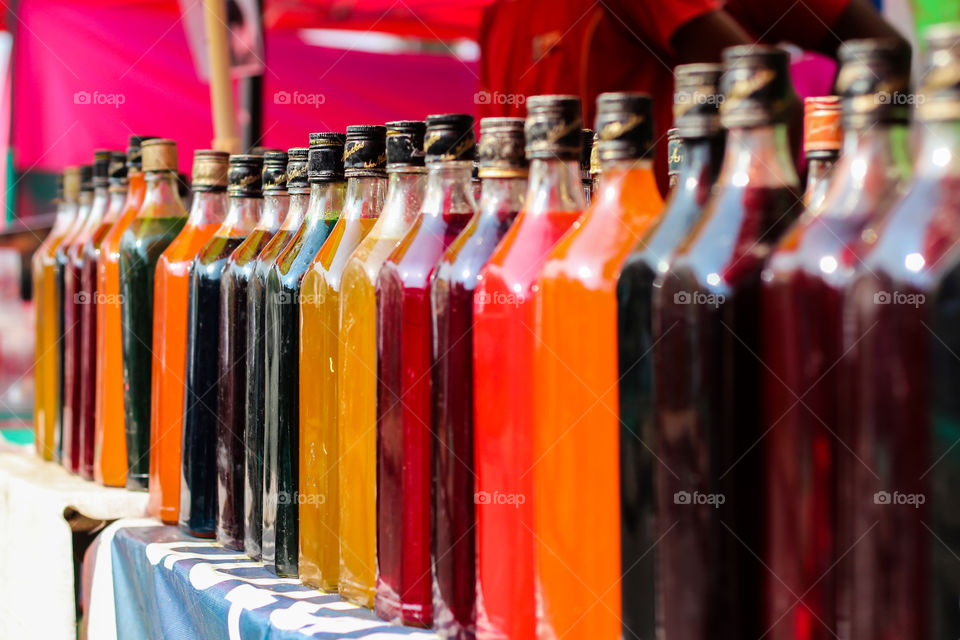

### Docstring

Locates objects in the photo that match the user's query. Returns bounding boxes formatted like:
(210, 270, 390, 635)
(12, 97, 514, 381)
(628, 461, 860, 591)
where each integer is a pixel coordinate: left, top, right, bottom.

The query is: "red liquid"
(654, 185, 799, 639)
(430, 188, 521, 638)
(472, 208, 582, 640)
(63, 251, 84, 473)
(375, 208, 474, 626)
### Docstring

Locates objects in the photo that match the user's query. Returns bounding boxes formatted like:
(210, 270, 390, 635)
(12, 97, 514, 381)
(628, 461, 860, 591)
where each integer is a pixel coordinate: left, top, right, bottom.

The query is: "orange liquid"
(532, 166, 662, 639)
(94, 173, 146, 486)
(147, 221, 222, 522)
(299, 215, 377, 589)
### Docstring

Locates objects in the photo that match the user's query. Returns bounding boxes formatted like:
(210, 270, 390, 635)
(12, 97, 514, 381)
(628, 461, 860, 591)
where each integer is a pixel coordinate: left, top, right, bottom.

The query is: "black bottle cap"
(344, 125, 387, 178)
(525, 95, 582, 160)
(108, 151, 128, 184)
(594, 92, 655, 162)
(580, 129, 594, 178)
(386, 120, 427, 169)
(918, 24, 960, 121)
(424, 114, 476, 163)
(308, 132, 346, 183)
(667, 128, 683, 181)
(191, 150, 229, 192)
(126, 135, 157, 170)
(719, 45, 792, 128)
(836, 38, 911, 127)
(93, 150, 112, 187)
(262, 150, 288, 193)
(674, 63, 723, 137)
(228, 154, 264, 197)
(286, 147, 309, 189)
(79, 164, 94, 192)
(477, 117, 527, 178)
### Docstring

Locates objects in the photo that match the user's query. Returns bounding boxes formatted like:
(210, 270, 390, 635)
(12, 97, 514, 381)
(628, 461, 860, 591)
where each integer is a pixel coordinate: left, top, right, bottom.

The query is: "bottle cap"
(424, 114, 476, 163)
(262, 150, 288, 192)
(93, 150, 112, 187)
(108, 151, 128, 185)
(191, 150, 229, 192)
(477, 117, 527, 178)
(142, 139, 178, 172)
(63, 167, 80, 202)
(126, 135, 157, 170)
(918, 24, 960, 121)
(594, 92, 655, 162)
(79, 164, 94, 192)
(580, 129, 594, 180)
(386, 120, 427, 169)
(674, 63, 723, 137)
(836, 38, 911, 127)
(667, 128, 683, 181)
(228, 154, 264, 197)
(344, 125, 387, 178)
(589, 130, 600, 176)
(308, 132, 346, 183)
(286, 147, 309, 189)
(803, 96, 843, 158)
(719, 45, 792, 128)
(525, 95, 582, 160)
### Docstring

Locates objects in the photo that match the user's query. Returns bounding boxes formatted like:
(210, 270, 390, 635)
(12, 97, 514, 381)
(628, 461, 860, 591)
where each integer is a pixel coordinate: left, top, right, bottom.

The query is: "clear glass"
(803, 153, 839, 211)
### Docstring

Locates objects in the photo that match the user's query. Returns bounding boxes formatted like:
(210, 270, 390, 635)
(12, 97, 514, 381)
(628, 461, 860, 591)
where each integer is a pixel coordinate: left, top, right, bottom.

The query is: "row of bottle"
(32, 26, 960, 640)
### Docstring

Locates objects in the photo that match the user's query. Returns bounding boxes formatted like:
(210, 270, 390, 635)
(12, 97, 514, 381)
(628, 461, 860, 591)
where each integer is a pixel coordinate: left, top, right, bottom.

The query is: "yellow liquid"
(336, 225, 406, 606)
(34, 229, 69, 460)
(299, 216, 377, 590)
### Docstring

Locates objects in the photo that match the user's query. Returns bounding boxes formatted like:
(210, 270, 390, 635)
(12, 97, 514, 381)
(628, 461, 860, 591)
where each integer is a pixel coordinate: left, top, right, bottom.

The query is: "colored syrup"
(534, 166, 662, 640)
(473, 207, 582, 640)
(95, 175, 146, 486)
(63, 246, 85, 473)
(180, 234, 246, 536)
(654, 185, 799, 639)
(430, 190, 521, 638)
(147, 221, 221, 524)
(119, 215, 187, 488)
(217, 228, 275, 556)
(296, 215, 377, 586)
(375, 209, 475, 626)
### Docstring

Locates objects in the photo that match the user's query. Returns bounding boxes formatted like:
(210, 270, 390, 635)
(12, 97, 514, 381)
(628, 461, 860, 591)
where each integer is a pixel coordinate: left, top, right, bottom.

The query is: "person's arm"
(670, 9, 753, 63)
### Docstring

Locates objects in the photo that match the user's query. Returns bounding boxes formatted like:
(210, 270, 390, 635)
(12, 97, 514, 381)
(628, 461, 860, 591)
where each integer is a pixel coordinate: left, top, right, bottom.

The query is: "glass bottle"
(119, 139, 188, 489)
(653, 47, 801, 639)
(534, 93, 664, 640)
(761, 40, 911, 640)
(259, 136, 345, 564)
(295, 128, 384, 584)
(146, 150, 228, 524)
(337, 122, 426, 607)
(33, 168, 80, 461)
(616, 63, 724, 638)
(65, 153, 110, 473)
(667, 127, 683, 190)
(581, 128, 594, 202)
(430, 117, 525, 638)
(78, 151, 126, 479)
(847, 27, 960, 639)
(375, 114, 478, 626)
(472, 95, 586, 640)
(180, 154, 262, 537)
(95, 136, 154, 486)
(801, 96, 843, 211)
(226, 150, 295, 552)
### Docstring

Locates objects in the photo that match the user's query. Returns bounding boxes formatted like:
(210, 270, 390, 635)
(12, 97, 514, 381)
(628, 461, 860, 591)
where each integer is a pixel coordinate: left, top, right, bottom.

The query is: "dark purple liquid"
(64, 250, 84, 474)
(654, 185, 799, 640)
(78, 241, 102, 479)
(375, 209, 474, 627)
(430, 203, 519, 638)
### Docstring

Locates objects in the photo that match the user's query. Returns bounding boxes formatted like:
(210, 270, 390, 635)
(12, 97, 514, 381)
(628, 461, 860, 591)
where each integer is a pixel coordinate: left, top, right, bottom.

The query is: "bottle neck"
(343, 176, 387, 220)
(52, 200, 77, 233)
(422, 161, 477, 217)
(306, 181, 346, 223)
(915, 118, 960, 178)
(143, 170, 186, 216)
(480, 176, 526, 219)
(382, 169, 427, 226)
(719, 124, 799, 189)
(124, 170, 146, 212)
(283, 189, 311, 229)
(187, 189, 228, 228)
(525, 157, 587, 215)
(104, 189, 128, 223)
(224, 195, 262, 233)
(803, 155, 837, 210)
(676, 134, 724, 186)
(261, 191, 290, 229)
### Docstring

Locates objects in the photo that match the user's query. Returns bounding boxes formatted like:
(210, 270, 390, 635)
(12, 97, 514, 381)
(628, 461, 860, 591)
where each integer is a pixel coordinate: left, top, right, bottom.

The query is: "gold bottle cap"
(191, 150, 229, 191)
(62, 166, 81, 202)
(142, 138, 178, 172)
